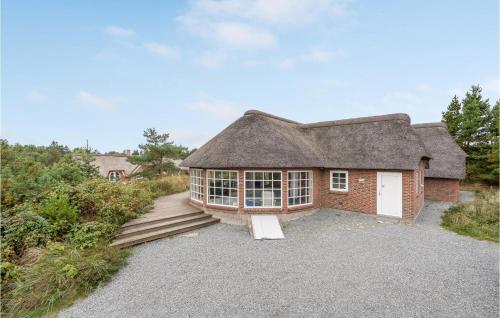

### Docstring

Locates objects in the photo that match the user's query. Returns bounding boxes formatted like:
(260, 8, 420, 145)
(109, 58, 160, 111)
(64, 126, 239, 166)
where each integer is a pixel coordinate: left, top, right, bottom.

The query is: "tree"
(457, 85, 491, 153)
(442, 95, 462, 139)
(441, 85, 499, 184)
(128, 128, 179, 178)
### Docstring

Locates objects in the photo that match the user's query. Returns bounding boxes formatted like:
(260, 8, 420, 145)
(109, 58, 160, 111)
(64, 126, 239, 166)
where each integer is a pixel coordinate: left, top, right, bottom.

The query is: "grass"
(441, 190, 499, 243)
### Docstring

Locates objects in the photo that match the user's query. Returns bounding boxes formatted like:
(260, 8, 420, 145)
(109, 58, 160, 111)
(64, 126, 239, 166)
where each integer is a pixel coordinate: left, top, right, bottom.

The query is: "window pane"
(245, 172, 253, 180)
(255, 172, 263, 180)
(273, 172, 281, 180)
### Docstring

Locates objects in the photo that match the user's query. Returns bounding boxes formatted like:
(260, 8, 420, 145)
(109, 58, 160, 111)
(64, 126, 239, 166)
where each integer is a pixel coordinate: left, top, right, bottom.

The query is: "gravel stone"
(60, 196, 498, 318)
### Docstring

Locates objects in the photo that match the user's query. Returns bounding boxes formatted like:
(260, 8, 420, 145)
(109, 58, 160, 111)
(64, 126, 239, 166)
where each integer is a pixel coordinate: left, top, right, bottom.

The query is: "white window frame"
(244, 171, 282, 208)
(108, 171, 120, 182)
(206, 170, 239, 208)
(288, 170, 313, 207)
(189, 169, 203, 203)
(330, 170, 348, 192)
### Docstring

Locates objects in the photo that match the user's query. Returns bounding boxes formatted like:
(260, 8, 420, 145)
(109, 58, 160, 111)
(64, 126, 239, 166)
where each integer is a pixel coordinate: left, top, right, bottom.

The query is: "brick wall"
(424, 178, 460, 203)
(190, 165, 424, 219)
(319, 169, 377, 214)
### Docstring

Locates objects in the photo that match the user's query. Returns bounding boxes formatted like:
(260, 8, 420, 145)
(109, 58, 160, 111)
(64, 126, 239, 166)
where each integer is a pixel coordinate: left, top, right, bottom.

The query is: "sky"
(2, 0, 499, 152)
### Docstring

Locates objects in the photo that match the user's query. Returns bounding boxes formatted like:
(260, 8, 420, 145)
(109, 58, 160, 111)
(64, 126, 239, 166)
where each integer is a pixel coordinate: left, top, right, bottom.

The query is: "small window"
(330, 170, 348, 192)
(108, 171, 120, 182)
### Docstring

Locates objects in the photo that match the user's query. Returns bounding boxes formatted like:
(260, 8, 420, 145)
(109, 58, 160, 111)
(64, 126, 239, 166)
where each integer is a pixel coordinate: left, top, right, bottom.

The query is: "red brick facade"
(424, 178, 460, 203)
(190, 161, 430, 220)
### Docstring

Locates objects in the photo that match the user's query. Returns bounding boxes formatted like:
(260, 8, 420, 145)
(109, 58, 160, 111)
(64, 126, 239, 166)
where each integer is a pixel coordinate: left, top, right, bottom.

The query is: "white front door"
(377, 172, 403, 218)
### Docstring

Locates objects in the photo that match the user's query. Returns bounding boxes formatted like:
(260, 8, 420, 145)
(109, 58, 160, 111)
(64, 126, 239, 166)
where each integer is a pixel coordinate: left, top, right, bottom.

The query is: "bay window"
(244, 171, 282, 208)
(207, 170, 238, 207)
(288, 171, 313, 206)
(190, 169, 203, 202)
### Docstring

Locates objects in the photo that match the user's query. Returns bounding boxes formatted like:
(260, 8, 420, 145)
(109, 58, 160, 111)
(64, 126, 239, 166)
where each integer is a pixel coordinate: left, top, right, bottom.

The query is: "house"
(181, 110, 466, 219)
(412, 123, 467, 202)
(91, 155, 142, 182)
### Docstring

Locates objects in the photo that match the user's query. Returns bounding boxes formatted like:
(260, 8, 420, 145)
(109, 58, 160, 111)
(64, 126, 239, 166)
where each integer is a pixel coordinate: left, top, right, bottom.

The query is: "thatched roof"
(412, 123, 467, 179)
(181, 110, 432, 171)
(91, 155, 141, 177)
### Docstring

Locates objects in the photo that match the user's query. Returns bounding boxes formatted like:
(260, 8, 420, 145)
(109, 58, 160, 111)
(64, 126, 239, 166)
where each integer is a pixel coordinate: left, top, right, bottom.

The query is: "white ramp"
(251, 215, 284, 240)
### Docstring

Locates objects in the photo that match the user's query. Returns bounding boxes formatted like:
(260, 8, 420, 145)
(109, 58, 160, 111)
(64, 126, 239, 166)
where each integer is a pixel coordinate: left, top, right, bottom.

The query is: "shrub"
(2, 212, 53, 257)
(37, 194, 78, 236)
(442, 190, 499, 242)
(74, 178, 153, 225)
(1, 243, 130, 317)
(69, 222, 114, 249)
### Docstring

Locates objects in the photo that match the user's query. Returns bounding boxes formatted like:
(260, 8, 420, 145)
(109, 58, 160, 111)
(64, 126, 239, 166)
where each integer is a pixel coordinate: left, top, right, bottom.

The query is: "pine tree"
(442, 86, 498, 184)
(458, 85, 491, 153)
(128, 128, 178, 178)
(442, 95, 462, 139)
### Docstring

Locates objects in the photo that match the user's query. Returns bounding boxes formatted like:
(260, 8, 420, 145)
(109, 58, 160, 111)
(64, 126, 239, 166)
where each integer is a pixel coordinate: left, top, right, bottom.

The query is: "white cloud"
(27, 90, 47, 102)
(483, 78, 500, 96)
(143, 43, 181, 59)
(212, 22, 276, 49)
(77, 91, 117, 110)
(180, 18, 277, 50)
(302, 48, 340, 64)
(103, 25, 136, 37)
(187, 97, 242, 119)
(182, 0, 348, 26)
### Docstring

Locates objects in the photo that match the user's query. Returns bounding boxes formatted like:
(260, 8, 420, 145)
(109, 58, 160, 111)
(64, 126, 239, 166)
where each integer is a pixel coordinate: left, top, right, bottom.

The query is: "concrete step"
(121, 211, 204, 230)
(116, 214, 212, 239)
(111, 217, 220, 249)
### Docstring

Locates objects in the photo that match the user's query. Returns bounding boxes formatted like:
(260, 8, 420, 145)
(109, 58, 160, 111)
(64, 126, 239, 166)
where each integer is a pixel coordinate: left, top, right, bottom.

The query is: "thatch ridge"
(244, 110, 301, 124)
(301, 113, 410, 128)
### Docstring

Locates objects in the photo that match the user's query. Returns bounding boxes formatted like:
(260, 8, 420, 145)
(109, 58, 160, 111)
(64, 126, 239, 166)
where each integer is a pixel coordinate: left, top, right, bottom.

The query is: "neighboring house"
(412, 123, 467, 202)
(182, 110, 465, 220)
(91, 155, 142, 182)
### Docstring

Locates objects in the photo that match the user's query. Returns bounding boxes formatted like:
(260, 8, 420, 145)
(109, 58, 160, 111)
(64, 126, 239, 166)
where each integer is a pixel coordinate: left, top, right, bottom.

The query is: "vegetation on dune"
(441, 190, 499, 243)
(0, 139, 189, 317)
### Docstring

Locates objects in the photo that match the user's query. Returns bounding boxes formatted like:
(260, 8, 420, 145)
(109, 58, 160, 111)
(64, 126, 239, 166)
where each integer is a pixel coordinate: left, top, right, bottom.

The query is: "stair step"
(110, 218, 220, 249)
(122, 211, 204, 230)
(116, 214, 212, 239)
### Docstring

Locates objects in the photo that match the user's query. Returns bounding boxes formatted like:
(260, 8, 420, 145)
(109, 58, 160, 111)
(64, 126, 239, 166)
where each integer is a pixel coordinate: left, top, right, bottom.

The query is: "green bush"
(2, 212, 53, 257)
(1, 243, 129, 317)
(442, 190, 499, 242)
(0, 141, 191, 317)
(69, 222, 114, 249)
(74, 178, 154, 225)
(37, 194, 78, 236)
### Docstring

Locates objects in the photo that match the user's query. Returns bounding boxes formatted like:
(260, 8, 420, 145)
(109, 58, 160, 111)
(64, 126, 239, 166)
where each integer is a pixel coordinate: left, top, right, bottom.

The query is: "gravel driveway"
(61, 198, 499, 318)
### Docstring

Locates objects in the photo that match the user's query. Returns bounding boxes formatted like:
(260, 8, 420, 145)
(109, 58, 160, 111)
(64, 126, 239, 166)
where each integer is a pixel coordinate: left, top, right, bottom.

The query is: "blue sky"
(2, 0, 499, 152)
